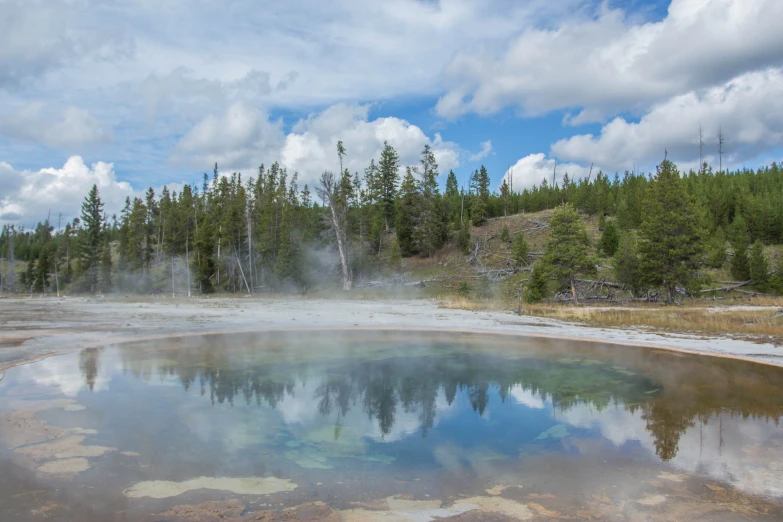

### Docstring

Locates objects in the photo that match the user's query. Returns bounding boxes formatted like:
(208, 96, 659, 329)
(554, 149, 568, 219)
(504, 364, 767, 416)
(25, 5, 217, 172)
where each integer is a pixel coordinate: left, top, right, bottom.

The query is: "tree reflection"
(79, 348, 101, 391)
(119, 337, 783, 462)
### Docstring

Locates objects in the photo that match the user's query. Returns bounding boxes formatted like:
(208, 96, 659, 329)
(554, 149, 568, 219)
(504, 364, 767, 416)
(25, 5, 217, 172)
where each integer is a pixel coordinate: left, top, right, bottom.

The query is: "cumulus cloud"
(436, 0, 783, 120)
(0, 101, 110, 148)
(172, 101, 286, 170)
(500, 153, 593, 191)
(551, 68, 783, 172)
(175, 102, 463, 189)
(0, 156, 134, 226)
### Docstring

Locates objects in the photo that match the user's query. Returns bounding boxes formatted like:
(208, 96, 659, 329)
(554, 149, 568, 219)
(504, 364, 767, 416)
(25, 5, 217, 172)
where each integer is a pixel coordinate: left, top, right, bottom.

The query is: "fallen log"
(575, 278, 625, 289)
(734, 289, 763, 296)
(700, 280, 752, 293)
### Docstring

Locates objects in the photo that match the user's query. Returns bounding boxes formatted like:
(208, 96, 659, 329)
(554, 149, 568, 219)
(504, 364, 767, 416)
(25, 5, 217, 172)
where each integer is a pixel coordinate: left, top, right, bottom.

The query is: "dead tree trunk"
(186, 237, 191, 297)
(317, 171, 352, 291)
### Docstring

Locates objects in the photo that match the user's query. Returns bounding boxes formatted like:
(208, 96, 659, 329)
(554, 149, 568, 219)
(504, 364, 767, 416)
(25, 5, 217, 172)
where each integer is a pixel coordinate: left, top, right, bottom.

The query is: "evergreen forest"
(3, 141, 783, 303)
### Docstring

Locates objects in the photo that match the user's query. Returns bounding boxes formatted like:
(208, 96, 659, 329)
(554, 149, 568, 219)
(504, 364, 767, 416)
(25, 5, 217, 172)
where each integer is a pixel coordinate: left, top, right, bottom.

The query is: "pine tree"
(470, 195, 487, 226)
(445, 170, 458, 198)
(597, 220, 619, 256)
(22, 257, 35, 290)
(378, 142, 400, 231)
(597, 212, 606, 231)
(471, 165, 490, 199)
(705, 226, 727, 268)
(34, 249, 49, 292)
(457, 220, 471, 254)
(770, 255, 783, 295)
(388, 239, 402, 271)
(525, 263, 547, 303)
(544, 204, 596, 304)
(274, 201, 303, 290)
(194, 216, 215, 293)
(80, 184, 104, 292)
(730, 216, 750, 281)
(415, 144, 444, 256)
(613, 233, 644, 297)
(748, 240, 769, 291)
(511, 231, 529, 267)
(638, 160, 703, 302)
(500, 224, 510, 243)
(395, 167, 419, 257)
(99, 239, 112, 293)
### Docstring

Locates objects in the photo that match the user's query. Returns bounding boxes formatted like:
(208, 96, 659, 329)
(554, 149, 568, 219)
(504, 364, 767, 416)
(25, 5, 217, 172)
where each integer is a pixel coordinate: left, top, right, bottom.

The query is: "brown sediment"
(1, 398, 115, 478)
(0, 398, 93, 448)
(15, 434, 115, 461)
(150, 500, 339, 522)
(0, 337, 33, 349)
(337, 495, 534, 522)
(37, 457, 90, 475)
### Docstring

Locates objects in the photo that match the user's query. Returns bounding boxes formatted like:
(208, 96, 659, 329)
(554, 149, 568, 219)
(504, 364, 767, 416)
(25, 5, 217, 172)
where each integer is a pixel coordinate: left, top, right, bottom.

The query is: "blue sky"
(1, 0, 783, 225)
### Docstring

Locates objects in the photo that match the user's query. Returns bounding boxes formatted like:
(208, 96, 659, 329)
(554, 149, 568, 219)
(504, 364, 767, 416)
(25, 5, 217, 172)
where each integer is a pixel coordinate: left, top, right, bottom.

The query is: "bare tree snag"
(318, 171, 352, 291)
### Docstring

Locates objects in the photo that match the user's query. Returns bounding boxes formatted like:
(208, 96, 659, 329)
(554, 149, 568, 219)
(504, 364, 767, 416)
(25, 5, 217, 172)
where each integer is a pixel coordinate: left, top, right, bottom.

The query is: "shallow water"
(1, 330, 783, 521)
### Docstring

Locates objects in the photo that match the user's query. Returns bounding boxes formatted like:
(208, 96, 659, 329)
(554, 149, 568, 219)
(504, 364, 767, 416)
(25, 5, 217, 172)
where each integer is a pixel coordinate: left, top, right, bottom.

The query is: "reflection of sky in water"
(5, 334, 783, 499)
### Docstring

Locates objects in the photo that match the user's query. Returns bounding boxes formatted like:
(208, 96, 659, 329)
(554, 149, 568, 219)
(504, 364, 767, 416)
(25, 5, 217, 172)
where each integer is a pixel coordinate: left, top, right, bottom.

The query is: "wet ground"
(1, 296, 782, 373)
(1, 330, 782, 520)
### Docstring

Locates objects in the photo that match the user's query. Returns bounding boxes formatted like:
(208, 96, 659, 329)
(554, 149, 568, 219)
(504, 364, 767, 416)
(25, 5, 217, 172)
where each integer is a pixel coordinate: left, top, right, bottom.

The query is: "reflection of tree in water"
(120, 343, 783, 462)
(79, 348, 101, 391)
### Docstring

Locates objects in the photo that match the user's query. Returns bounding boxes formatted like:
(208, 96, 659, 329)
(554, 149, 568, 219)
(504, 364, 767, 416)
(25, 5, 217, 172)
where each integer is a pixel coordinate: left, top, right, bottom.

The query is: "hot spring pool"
(1, 330, 782, 520)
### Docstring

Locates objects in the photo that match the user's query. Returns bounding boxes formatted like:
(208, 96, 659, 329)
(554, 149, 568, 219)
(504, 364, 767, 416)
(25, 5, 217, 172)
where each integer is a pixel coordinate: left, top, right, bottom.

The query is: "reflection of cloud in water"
(560, 402, 783, 497)
(508, 385, 546, 410)
(16, 350, 116, 397)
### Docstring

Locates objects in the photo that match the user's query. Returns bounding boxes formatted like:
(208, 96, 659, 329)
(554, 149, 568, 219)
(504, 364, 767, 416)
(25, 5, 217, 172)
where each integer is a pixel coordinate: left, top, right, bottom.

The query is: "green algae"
(535, 424, 569, 441)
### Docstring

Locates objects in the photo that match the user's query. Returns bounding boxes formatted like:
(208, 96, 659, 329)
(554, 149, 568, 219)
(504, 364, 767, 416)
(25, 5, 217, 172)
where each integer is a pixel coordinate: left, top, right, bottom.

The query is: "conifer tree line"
(2, 143, 783, 298)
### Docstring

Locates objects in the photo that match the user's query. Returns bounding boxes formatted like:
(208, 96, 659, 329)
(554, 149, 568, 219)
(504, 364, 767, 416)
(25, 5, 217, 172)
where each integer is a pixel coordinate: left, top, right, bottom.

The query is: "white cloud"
(0, 101, 110, 148)
(172, 101, 286, 170)
(175, 102, 463, 189)
(436, 0, 783, 120)
(138, 67, 275, 122)
(551, 68, 783, 172)
(501, 153, 593, 191)
(0, 0, 134, 89)
(0, 156, 134, 225)
(469, 140, 493, 162)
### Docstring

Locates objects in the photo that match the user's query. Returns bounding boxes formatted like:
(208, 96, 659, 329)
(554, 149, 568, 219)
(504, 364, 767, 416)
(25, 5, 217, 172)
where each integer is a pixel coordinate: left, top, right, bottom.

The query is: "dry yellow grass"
(437, 296, 509, 311)
(523, 303, 783, 340)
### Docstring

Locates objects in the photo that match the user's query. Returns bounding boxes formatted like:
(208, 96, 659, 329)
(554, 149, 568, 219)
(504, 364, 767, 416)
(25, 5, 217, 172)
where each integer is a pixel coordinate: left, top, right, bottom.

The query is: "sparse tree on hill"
(598, 220, 619, 256)
(525, 263, 548, 303)
(500, 224, 510, 243)
(544, 203, 596, 304)
(511, 231, 529, 267)
(638, 160, 703, 302)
